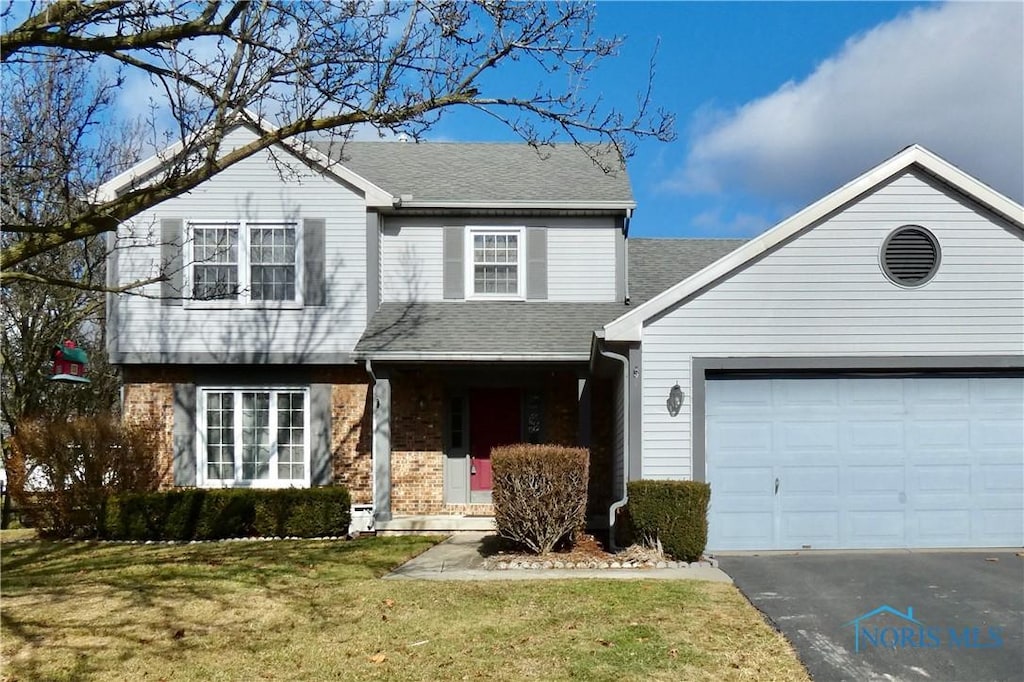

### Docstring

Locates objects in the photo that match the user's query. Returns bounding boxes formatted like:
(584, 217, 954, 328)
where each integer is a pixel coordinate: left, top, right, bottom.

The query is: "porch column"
(577, 376, 591, 448)
(373, 373, 392, 522)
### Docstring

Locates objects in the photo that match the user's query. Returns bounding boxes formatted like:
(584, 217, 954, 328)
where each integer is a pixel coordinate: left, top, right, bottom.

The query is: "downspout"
(623, 210, 631, 305)
(599, 344, 630, 552)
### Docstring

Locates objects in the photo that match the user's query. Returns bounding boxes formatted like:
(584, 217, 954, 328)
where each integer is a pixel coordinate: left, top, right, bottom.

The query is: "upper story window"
(188, 221, 301, 304)
(466, 227, 524, 299)
(198, 387, 310, 488)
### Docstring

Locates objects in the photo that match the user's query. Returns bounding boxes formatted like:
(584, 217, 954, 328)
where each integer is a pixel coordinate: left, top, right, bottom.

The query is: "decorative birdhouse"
(51, 340, 90, 383)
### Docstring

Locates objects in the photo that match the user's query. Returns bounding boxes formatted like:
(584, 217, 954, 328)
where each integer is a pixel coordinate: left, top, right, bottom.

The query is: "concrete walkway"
(384, 533, 732, 582)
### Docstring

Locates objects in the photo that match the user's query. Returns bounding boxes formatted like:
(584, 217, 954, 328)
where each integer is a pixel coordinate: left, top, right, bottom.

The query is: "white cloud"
(670, 2, 1024, 204)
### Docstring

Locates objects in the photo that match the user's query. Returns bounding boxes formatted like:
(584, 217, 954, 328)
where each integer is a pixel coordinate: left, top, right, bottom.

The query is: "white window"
(188, 221, 301, 305)
(465, 227, 524, 299)
(198, 388, 310, 488)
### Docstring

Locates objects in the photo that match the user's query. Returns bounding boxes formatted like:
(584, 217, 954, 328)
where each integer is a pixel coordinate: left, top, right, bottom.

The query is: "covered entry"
(705, 374, 1024, 550)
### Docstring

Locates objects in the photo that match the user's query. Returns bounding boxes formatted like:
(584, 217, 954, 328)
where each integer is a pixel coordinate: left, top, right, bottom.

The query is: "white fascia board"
(364, 352, 589, 362)
(93, 113, 394, 208)
(908, 145, 1024, 228)
(396, 200, 636, 211)
(603, 144, 1024, 343)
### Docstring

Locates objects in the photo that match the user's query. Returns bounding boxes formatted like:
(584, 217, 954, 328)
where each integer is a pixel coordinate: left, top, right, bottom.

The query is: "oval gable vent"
(881, 226, 940, 286)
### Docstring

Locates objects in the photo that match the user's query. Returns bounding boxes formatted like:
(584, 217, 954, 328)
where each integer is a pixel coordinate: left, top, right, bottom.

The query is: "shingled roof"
(627, 238, 748, 305)
(312, 141, 634, 206)
(356, 237, 748, 360)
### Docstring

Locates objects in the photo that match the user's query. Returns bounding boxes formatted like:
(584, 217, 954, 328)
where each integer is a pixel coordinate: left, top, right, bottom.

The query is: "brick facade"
(389, 368, 445, 514)
(119, 363, 617, 524)
(122, 382, 176, 488)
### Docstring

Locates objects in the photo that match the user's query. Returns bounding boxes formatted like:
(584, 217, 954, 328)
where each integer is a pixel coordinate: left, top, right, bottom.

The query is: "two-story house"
(104, 126, 1023, 549)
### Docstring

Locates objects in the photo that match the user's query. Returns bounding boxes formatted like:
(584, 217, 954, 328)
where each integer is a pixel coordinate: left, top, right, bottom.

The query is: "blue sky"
(432, 1, 1024, 239)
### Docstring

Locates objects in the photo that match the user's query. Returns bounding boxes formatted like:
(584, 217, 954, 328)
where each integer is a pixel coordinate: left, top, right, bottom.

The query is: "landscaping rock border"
(486, 556, 719, 570)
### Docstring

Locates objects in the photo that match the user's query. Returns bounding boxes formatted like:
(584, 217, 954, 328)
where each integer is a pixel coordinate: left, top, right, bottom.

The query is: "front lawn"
(1, 535, 807, 681)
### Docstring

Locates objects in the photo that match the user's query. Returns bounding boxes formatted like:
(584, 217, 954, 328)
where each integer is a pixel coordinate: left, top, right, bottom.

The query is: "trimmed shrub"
(253, 487, 353, 538)
(7, 414, 163, 537)
(491, 444, 589, 554)
(627, 480, 711, 562)
(103, 487, 351, 541)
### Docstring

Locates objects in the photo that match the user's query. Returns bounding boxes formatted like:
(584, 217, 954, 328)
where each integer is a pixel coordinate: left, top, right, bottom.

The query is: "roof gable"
(94, 118, 394, 208)
(603, 145, 1024, 342)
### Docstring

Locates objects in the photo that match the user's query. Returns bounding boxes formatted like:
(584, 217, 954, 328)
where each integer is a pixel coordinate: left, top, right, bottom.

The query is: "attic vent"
(881, 225, 940, 286)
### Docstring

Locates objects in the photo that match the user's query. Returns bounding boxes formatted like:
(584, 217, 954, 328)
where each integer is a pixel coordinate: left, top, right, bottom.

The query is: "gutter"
(598, 343, 630, 552)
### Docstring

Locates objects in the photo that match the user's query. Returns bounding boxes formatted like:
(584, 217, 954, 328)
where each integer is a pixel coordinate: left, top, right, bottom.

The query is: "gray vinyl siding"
(381, 225, 444, 301)
(640, 170, 1024, 480)
(379, 216, 619, 302)
(111, 127, 367, 360)
(547, 227, 617, 301)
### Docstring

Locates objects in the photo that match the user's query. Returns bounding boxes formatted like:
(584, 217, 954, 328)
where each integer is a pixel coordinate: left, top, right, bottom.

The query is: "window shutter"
(309, 384, 333, 486)
(161, 218, 183, 306)
(443, 226, 464, 299)
(172, 383, 197, 486)
(525, 226, 548, 300)
(303, 218, 326, 306)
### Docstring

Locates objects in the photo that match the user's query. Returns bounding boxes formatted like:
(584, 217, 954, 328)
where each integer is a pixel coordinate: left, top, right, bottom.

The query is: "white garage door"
(706, 375, 1024, 551)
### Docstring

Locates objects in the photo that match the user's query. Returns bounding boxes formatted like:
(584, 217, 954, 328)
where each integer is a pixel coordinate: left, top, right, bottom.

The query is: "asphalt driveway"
(717, 551, 1024, 682)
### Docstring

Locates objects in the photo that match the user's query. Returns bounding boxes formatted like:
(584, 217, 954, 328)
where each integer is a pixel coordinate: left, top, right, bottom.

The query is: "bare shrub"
(491, 444, 589, 554)
(7, 414, 164, 537)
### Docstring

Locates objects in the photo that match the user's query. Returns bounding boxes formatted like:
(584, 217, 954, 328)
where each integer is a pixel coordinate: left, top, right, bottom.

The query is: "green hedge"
(627, 480, 711, 562)
(103, 487, 352, 541)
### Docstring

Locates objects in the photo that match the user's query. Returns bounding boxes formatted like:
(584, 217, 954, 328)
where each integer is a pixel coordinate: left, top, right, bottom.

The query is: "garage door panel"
(780, 512, 839, 548)
(845, 378, 904, 405)
(976, 510, 1024, 545)
(913, 510, 971, 546)
(712, 513, 775, 549)
(977, 464, 1024, 492)
(846, 465, 904, 495)
(910, 420, 971, 451)
(774, 379, 839, 409)
(706, 375, 1024, 551)
(973, 419, 1024, 450)
(913, 465, 971, 495)
(776, 421, 839, 457)
(707, 420, 772, 454)
(845, 420, 904, 452)
(909, 377, 971, 406)
(972, 377, 1024, 404)
(846, 511, 906, 548)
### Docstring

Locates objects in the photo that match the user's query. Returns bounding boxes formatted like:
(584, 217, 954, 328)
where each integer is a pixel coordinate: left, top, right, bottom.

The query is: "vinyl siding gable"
(111, 127, 367, 362)
(640, 169, 1024, 480)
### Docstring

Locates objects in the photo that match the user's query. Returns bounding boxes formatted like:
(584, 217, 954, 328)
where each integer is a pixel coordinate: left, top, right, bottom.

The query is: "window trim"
(195, 386, 312, 489)
(184, 220, 304, 309)
(464, 226, 525, 300)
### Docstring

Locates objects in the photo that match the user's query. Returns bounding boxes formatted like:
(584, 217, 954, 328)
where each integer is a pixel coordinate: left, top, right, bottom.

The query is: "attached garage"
(600, 145, 1024, 551)
(705, 373, 1024, 550)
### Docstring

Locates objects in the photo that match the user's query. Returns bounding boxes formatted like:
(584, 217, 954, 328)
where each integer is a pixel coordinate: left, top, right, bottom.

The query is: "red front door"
(469, 388, 521, 491)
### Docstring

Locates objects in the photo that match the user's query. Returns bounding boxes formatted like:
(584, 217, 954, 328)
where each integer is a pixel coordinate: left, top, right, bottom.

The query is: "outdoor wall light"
(666, 383, 684, 417)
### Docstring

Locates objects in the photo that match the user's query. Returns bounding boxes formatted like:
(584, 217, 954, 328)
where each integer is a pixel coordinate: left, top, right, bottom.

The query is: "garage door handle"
(774, 477, 780, 495)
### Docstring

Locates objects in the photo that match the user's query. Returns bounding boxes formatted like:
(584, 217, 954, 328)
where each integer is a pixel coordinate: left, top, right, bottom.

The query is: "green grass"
(1, 536, 808, 681)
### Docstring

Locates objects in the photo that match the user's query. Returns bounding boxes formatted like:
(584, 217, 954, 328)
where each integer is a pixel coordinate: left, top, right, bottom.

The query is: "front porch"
(369, 364, 614, 530)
